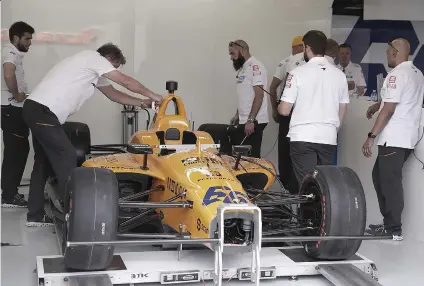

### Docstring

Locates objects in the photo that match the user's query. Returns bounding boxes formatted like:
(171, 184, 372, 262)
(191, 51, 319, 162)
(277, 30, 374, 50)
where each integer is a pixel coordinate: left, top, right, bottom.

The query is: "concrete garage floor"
(1, 188, 424, 286)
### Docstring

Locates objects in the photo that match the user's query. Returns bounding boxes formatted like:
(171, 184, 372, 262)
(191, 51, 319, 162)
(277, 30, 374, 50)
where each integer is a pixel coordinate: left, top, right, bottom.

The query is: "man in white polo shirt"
(22, 43, 163, 227)
(284, 38, 338, 75)
(278, 30, 349, 187)
(362, 38, 424, 240)
(228, 40, 268, 158)
(325, 39, 340, 64)
(272, 37, 339, 193)
(337, 43, 367, 97)
(269, 36, 303, 193)
(1, 21, 35, 208)
(269, 36, 304, 123)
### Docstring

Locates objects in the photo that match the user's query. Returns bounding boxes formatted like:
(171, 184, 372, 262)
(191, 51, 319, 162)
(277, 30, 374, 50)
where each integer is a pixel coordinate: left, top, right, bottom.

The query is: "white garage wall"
(1, 0, 333, 179)
(1, 0, 138, 179)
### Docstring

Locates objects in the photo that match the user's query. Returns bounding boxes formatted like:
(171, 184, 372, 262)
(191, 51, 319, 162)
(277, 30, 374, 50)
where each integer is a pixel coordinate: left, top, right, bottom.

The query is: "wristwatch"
(247, 118, 255, 123)
(368, 132, 376, 139)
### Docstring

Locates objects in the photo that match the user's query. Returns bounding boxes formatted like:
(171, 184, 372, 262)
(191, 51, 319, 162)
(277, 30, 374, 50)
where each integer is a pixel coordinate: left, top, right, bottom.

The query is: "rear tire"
(63, 167, 119, 271)
(62, 121, 91, 167)
(299, 165, 366, 260)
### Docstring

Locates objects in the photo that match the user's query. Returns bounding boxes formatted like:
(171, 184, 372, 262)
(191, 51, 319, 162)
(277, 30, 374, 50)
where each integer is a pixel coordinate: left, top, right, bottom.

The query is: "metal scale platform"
(36, 246, 381, 286)
(36, 204, 383, 286)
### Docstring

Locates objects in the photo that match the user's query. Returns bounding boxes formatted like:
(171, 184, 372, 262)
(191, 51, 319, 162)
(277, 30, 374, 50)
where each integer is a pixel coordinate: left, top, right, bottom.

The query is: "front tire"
(62, 167, 119, 271)
(299, 165, 367, 260)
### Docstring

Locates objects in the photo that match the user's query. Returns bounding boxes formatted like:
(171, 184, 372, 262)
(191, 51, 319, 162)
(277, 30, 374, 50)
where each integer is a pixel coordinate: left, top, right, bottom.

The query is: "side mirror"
(232, 145, 252, 156)
(127, 144, 153, 155)
(232, 145, 251, 171)
(127, 144, 153, 170)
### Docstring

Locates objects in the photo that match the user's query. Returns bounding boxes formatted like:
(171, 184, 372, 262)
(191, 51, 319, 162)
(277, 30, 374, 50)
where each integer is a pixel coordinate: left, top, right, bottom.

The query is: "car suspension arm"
(246, 188, 312, 198)
(256, 197, 312, 206)
(118, 192, 187, 233)
(67, 238, 220, 248)
(119, 201, 192, 209)
(261, 204, 302, 220)
(263, 227, 317, 236)
(118, 233, 191, 240)
(119, 185, 165, 202)
(262, 235, 393, 243)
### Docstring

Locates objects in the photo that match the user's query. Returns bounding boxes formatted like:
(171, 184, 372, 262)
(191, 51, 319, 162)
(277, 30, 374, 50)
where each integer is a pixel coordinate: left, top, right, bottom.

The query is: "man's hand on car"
(152, 93, 164, 103)
(140, 98, 160, 109)
(140, 98, 152, 108)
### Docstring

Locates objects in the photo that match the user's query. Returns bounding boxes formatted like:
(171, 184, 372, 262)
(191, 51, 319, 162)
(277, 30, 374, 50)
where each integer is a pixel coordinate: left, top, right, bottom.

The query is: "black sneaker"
(1, 194, 28, 208)
(26, 215, 54, 227)
(366, 227, 403, 241)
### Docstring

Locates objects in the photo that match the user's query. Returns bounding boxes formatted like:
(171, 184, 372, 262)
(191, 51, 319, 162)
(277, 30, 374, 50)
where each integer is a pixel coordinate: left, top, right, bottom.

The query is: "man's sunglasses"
(388, 41, 399, 52)
(229, 41, 244, 48)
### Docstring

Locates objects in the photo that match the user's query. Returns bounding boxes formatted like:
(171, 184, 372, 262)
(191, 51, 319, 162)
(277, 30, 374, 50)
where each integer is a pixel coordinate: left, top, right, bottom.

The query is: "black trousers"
(22, 100, 77, 220)
(372, 145, 412, 230)
(1, 105, 30, 200)
(229, 122, 267, 158)
(290, 141, 337, 188)
(278, 115, 298, 193)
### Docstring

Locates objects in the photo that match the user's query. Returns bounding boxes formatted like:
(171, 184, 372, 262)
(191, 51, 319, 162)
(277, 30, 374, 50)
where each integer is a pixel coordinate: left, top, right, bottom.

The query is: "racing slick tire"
(299, 165, 366, 260)
(62, 121, 91, 167)
(62, 167, 119, 271)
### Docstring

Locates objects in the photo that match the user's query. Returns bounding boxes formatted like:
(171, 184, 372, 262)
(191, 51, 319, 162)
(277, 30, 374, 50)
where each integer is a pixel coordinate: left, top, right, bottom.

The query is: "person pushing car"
(23, 43, 163, 227)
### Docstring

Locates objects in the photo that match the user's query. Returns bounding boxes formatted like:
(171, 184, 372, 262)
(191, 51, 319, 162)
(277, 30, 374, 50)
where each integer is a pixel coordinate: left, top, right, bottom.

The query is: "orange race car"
(47, 81, 368, 273)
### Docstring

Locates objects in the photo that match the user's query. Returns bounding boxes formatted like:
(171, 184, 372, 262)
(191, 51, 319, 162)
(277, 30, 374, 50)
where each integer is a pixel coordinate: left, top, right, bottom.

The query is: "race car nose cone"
(166, 81, 178, 93)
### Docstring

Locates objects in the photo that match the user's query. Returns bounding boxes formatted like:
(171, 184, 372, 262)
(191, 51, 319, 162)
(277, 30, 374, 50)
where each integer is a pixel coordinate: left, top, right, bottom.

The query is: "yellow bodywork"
(82, 93, 276, 239)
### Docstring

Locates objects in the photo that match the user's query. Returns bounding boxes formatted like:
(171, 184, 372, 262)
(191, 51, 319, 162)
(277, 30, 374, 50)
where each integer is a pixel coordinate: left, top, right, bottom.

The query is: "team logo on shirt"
(286, 74, 293, 82)
(387, 76, 397, 89)
(285, 73, 293, 88)
(252, 64, 261, 76)
(236, 75, 246, 83)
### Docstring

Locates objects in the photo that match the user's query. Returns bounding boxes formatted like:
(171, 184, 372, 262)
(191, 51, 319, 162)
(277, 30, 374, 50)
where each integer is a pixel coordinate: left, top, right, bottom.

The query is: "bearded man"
(228, 40, 269, 158)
